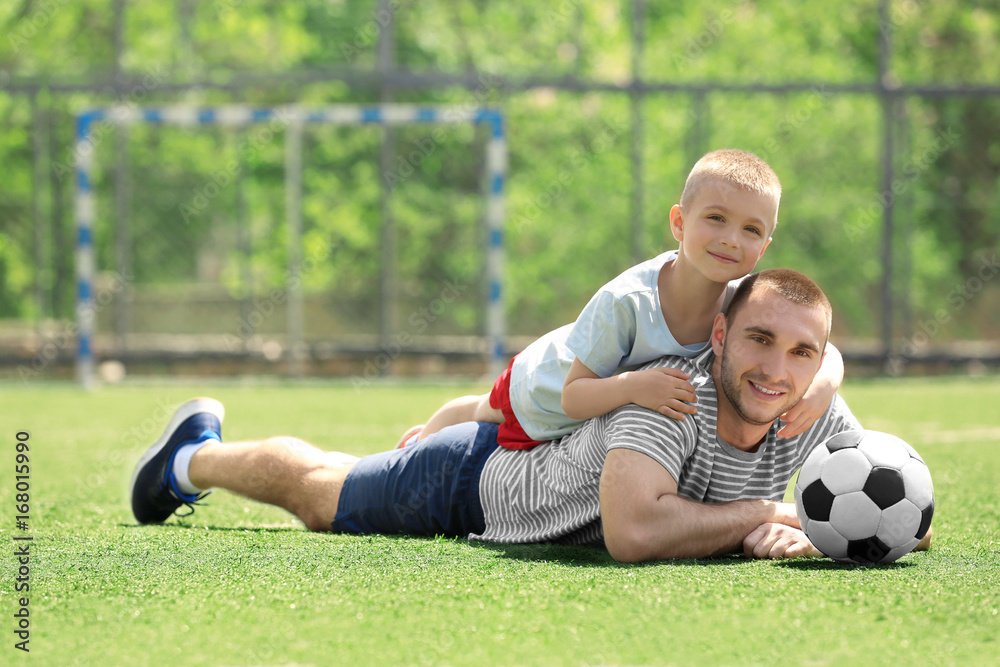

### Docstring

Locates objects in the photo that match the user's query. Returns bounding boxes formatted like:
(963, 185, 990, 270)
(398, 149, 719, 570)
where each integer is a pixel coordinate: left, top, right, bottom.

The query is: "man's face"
(714, 290, 828, 427)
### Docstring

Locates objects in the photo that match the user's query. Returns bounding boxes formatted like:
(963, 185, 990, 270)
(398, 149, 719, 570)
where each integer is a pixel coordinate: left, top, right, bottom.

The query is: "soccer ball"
(794, 430, 934, 565)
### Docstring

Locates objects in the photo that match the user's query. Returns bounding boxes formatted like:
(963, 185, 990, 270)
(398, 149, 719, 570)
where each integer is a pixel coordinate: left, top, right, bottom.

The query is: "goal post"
(74, 104, 507, 387)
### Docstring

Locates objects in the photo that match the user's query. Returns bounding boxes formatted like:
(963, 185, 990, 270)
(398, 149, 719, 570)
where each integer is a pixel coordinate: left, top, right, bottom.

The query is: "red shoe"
(395, 425, 424, 449)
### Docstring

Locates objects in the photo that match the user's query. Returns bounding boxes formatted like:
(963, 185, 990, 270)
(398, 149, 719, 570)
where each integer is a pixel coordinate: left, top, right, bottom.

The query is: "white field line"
(897, 426, 1000, 446)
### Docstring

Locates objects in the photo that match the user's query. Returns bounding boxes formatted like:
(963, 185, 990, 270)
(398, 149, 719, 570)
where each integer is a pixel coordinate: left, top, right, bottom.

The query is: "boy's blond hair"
(679, 149, 782, 221)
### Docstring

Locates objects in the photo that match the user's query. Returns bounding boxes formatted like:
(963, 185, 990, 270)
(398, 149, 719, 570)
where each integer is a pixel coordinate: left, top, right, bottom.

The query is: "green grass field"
(2, 376, 998, 666)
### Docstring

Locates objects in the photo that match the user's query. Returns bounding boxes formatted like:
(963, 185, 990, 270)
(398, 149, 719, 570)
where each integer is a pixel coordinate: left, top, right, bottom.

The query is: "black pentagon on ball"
(863, 467, 906, 509)
(847, 536, 892, 565)
(825, 430, 865, 453)
(916, 499, 935, 540)
(801, 480, 836, 521)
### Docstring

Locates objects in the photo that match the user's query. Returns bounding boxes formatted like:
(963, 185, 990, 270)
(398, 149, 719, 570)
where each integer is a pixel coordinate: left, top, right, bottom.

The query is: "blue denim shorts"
(330, 422, 500, 537)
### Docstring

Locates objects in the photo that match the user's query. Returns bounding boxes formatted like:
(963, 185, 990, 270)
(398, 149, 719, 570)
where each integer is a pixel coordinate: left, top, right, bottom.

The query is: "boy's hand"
(777, 378, 836, 439)
(779, 343, 845, 439)
(625, 367, 697, 421)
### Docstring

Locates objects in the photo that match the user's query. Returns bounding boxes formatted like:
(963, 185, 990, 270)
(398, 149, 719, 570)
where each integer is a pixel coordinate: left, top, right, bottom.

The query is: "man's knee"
(301, 512, 334, 532)
(264, 435, 316, 457)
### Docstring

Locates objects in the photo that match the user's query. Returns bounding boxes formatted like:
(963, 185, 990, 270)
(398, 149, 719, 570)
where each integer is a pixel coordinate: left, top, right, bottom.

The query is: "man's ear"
(668, 204, 684, 243)
(710, 312, 727, 356)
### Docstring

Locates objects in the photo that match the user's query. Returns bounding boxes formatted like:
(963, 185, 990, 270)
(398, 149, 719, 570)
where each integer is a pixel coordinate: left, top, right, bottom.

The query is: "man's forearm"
(606, 494, 799, 562)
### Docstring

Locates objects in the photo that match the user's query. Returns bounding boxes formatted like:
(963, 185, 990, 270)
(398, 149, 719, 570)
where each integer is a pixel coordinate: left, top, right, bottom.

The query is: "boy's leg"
(188, 438, 359, 532)
(418, 393, 502, 440)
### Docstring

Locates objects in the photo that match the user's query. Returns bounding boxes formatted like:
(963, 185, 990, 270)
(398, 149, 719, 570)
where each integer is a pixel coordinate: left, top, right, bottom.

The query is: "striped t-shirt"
(470, 347, 862, 546)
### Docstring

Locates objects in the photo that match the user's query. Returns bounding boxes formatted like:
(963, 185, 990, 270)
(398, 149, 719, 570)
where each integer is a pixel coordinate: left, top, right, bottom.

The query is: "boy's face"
(670, 181, 777, 284)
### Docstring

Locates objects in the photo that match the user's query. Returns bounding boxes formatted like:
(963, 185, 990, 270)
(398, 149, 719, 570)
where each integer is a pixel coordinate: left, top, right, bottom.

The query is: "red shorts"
(489, 356, 546, 451)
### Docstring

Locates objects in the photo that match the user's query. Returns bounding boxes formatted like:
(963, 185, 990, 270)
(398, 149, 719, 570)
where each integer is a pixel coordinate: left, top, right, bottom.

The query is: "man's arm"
(599, 448, 805, 562)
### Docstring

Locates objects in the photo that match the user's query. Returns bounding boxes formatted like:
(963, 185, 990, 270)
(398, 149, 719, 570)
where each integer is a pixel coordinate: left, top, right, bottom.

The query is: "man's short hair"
(679, 149, 782, 214)
(726, 269, 833, 338)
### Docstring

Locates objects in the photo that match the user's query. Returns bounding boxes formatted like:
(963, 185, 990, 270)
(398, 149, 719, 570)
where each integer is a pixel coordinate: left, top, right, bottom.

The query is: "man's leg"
(129, 398, 498, 538)
(129, 397, 358, 531)
(188, 438, 359, 532)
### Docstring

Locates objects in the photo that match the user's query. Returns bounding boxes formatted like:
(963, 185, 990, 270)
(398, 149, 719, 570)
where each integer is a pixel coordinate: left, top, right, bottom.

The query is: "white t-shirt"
(507, 250, 742, 441)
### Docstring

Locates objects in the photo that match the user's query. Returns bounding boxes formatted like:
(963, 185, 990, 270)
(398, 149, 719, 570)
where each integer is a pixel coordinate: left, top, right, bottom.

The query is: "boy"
(401, 149, 843, 450)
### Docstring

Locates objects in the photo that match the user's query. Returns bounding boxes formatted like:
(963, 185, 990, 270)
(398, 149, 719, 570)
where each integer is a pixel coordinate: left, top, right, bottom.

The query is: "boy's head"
(679, 149, 782, 232)
(668, 150, 781, 283)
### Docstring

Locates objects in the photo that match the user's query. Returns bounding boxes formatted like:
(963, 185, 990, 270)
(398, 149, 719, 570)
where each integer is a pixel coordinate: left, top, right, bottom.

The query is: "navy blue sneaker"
(130, 397, 225, 524)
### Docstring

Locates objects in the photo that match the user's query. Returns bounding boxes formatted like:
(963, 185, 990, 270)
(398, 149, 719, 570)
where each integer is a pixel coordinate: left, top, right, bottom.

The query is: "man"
(130, 269, 913, 561)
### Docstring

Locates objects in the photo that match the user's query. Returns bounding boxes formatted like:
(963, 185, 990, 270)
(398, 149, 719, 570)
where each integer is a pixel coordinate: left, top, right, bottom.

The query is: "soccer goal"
(74, 104, 507, 387)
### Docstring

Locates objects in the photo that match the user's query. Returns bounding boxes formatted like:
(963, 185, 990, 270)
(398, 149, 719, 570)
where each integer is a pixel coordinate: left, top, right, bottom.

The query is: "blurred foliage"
(0, 0, 998, 347)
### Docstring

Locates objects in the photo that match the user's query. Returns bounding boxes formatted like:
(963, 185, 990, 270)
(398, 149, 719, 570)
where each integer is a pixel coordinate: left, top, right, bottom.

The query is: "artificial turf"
(1, 376, 997, 665)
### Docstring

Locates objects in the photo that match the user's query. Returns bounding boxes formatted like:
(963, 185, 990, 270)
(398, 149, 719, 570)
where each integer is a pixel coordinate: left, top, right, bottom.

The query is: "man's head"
(710, 269, 832, 428)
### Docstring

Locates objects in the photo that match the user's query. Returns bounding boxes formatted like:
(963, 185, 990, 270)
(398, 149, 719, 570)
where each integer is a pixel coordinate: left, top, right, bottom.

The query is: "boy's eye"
(745, 226, 761, 236)
(709, 214, 724, 222)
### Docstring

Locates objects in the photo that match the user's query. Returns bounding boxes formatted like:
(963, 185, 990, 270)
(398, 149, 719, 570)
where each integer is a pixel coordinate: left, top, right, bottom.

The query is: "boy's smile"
(670, 180, 777, 284)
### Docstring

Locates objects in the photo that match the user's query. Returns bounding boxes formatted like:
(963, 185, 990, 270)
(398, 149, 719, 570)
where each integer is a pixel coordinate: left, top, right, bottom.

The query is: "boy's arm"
(777, 342, 845, 439)
(600, 449, 811, 561)
(561, 358, 697, 422)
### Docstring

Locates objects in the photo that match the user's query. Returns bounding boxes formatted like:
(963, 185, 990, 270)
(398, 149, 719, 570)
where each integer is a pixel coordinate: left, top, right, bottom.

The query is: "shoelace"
(173, 489, 213, 518)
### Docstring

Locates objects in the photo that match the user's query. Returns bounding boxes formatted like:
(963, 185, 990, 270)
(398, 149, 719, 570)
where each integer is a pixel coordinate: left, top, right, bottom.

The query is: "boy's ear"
(669, 204, 684, 243)
(758, 236, 773, 258)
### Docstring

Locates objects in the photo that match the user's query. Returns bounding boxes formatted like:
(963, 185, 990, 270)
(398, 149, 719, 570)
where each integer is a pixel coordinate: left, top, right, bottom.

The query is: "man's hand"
(623, 367, 698, 421)
(601, 451, 805, 561)
(743, 523, 822, 559)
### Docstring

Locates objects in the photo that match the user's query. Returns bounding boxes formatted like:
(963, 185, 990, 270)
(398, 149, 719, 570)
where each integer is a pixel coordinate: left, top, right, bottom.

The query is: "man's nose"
(758, 353, 789, 383)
